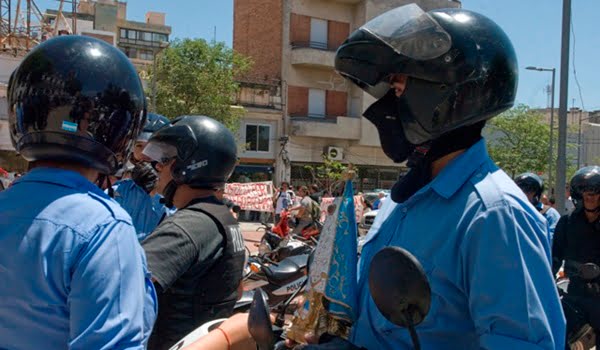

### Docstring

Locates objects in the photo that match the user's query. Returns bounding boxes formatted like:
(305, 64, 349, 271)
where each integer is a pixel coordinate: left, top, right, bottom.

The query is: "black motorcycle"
(559, 261, 599, 350)
(248, 246, 431, 350)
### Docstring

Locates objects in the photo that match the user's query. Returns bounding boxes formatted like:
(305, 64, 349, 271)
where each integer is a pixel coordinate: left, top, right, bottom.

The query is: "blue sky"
(37, 0, 599, 110)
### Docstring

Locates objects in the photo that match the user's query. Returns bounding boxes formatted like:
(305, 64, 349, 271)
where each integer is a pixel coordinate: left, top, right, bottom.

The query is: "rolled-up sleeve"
(69, 221, 157, 350)
(461, 204, 565, 350)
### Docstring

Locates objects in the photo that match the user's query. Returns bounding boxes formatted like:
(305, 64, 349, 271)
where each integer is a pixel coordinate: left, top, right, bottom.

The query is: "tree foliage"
(303, 155, 349, 193)
(486, 105, 550, 178)
(150, 39, 252, 130)
(486, 104, 577, 190)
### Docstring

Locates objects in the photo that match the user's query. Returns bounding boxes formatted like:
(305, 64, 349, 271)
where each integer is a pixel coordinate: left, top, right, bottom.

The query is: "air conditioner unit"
(326, 146, 344, 161)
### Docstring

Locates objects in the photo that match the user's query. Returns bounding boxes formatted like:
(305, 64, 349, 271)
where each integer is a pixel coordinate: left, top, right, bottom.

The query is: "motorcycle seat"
(263, 254, 308, 284)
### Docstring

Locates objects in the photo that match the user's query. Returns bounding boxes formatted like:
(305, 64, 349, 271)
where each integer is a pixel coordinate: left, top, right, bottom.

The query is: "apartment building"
(43, 0, 171, 69)
(233, 0, 461, 190)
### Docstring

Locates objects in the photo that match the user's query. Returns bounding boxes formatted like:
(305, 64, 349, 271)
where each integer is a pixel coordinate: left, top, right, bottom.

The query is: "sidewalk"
(240, 221, 264, 254)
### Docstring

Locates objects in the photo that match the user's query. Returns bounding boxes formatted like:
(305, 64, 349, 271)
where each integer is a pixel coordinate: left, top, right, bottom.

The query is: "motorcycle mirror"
(368, 246, 431, 350)
(247, 288, 275, 350)
(580, 263, 600, 280)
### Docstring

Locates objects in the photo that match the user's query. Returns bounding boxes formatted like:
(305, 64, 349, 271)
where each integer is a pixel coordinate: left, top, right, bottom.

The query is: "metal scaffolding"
(0, 0, 77, 55)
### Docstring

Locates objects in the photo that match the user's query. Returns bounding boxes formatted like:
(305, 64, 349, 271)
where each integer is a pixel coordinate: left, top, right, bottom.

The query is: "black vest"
(148, 199, 246, 350)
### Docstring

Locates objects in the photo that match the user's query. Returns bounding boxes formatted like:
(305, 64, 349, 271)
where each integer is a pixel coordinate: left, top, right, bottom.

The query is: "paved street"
(240, 221, 264, 254)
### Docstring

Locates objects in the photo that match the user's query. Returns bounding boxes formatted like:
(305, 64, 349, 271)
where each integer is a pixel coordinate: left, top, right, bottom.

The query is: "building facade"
(233, 0, 461, 191)
(43, 0, 171, 70)
(0, 0, 170, 170)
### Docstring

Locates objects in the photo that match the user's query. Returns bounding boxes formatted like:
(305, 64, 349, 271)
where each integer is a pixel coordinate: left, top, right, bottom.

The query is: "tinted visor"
(361, 3, 451, 60)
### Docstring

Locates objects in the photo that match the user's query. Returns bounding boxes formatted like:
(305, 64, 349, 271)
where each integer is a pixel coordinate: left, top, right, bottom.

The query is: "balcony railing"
(291, 41, 339, 52)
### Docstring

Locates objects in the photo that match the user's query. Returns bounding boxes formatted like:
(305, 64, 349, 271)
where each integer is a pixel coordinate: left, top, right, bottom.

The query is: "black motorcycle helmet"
(515, 172, 544, 206)
(570, 166, 600, 211)
(138, 113, 170, 142)
(8, 35, 146, 174)
(142, 115, 238, 206)
(335, 4, 518, 163)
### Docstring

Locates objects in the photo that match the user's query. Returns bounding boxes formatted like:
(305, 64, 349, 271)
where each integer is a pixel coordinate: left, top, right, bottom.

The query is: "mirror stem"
(405, 311, 421, 350)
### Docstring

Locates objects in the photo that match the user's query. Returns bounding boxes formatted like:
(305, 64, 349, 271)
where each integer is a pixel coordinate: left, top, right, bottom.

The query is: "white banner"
(224, 181, 274, 212)
(319, 195, 364, 223)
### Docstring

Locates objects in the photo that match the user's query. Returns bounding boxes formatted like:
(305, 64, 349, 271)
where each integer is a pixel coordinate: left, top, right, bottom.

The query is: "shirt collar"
(13, 167, 105, 195)
(430, 138, 490, 199)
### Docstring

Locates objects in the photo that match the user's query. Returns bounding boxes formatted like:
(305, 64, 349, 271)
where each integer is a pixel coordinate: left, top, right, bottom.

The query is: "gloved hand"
(131, 163, 158, 194)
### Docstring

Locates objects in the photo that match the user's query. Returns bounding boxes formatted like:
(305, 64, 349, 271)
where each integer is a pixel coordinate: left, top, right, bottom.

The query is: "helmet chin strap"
(161, 180, 179, 208)
(96, 174, 114, 198)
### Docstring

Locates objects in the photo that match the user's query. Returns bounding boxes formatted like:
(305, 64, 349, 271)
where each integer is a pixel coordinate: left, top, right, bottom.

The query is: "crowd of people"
(0, 4, 598, 350)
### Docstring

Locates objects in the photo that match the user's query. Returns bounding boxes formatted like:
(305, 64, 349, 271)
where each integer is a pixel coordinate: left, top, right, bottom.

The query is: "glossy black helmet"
(8, 35, 146, 174)
(515, 172, 544, 204)
(143, 115, 237, 188)
(570, 166, 600, 207)
(335, 4, 517, 161)
(138, 113, 170, 142)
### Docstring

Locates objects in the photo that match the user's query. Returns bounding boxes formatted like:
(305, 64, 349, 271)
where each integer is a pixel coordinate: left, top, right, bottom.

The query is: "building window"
(120, 28, 127, 38)
(310, 18, 328, 49)
(308, 89, 326, 117)
(127, 29, 137, 39)
(153, 32, 168, 42)
(139, 49, 154, 61)
(122, 47, 137, 59)
(245, 124, 270, 152)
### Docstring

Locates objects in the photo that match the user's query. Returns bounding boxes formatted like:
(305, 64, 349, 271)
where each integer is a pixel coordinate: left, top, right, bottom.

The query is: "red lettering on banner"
(223, 181, 274, 212)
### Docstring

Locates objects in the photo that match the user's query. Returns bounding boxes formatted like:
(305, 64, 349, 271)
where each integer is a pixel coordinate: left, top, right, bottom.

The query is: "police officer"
(112, 113, 174, 241)
(515, 172, 561, 241)
(552, 166, 600, 348)
(141, 115, 246, 349)
(313, 4, 565, 349)
(0, 36, 157, 349)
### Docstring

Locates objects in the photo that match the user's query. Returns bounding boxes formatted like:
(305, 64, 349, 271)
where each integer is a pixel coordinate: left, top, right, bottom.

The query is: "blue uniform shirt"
(0, 168, 157, 350)
(541, 205, 561, 243)
(112, 179, 173, 241)
(352, 139, 565, 349)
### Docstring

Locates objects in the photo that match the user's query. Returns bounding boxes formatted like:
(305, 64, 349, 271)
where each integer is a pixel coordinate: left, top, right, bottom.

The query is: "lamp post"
(526, 66, 556, 192)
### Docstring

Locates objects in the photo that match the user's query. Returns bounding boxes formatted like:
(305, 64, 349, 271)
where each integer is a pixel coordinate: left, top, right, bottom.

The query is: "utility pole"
(577, 108, 583, 168)
(555, 0, 571, 214)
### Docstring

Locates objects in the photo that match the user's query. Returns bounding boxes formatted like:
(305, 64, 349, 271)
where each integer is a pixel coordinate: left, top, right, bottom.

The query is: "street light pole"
(556, 0, 572, 214)
(577, 108, 583, 168)
(526, 66, 556, 192)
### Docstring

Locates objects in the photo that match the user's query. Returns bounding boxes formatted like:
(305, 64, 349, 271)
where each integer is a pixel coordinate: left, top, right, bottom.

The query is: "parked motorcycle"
(559, 261, 599, 350)
(244, 254, 309, 309)
(247, 246, 430, 350)
(257, 210, 317, 262)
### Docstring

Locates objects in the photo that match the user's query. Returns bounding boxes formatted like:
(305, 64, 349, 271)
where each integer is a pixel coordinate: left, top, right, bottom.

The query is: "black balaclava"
(391, 121, 486, 203)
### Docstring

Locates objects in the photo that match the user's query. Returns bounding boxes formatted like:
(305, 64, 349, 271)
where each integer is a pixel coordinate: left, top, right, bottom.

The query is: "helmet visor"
(142, 141, 178, 163)
(361, 3, 452, 60)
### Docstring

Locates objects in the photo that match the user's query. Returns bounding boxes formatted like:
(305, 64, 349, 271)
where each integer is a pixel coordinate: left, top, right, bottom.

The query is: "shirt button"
(402, 208, 407, 213)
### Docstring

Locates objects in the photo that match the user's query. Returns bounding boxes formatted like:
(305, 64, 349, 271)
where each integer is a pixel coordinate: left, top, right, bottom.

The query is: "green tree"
(150, 39, 252, 130)
(304, 155, 349, 193)
(486, 104, 577, 190)
(486, 105, 551, 178)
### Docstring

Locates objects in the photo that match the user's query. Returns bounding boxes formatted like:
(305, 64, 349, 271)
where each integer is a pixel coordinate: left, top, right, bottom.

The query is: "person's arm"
(182, 313, 256, 350)
(141, 221, 198, 291)
(551, 216, 568, 275)
(461, 205, 565, 350)
(69, 221, 157, 349)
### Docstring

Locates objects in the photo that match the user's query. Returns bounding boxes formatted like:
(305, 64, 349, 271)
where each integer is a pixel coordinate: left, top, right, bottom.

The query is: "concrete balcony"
(290, 116, 360, 140)
(290, 42, 336, 69)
